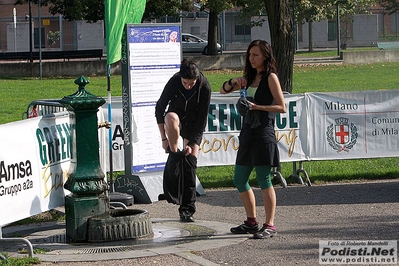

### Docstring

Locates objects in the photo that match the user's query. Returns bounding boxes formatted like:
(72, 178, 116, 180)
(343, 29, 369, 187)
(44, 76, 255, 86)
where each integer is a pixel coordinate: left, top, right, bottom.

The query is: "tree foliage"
(142, 0, 192, 21)
(14, 0, 193, 22)
(293, 0, 378, 22)
(15, 0, 104, 21)
(379, 0, 399, 14)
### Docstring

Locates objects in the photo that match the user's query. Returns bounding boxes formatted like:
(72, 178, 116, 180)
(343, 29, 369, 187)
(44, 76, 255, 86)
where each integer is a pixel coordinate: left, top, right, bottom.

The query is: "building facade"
(0, 0, 398, 53)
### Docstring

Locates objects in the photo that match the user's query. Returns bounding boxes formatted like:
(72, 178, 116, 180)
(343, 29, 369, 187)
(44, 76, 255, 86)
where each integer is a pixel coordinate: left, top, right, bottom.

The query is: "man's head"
(180, 59, 200, 90)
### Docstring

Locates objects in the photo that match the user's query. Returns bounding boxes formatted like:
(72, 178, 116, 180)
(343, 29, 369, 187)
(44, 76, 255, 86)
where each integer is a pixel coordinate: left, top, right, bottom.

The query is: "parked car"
(181, 33, 222, 55)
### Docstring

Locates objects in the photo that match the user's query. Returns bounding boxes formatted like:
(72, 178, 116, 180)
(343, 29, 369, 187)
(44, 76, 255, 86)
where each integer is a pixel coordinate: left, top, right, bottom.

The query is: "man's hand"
(162, 139, 169, 153)
(184, 145, 193, 156)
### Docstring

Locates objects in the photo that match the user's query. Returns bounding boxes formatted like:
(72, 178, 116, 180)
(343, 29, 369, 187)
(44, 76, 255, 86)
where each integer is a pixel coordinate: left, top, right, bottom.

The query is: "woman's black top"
(236, 75, 280, 167)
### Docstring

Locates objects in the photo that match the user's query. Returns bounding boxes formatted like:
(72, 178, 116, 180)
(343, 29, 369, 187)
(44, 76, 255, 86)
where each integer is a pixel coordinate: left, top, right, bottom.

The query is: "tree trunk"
(207, 11, 219, 55)
(264, 0, 294, 93)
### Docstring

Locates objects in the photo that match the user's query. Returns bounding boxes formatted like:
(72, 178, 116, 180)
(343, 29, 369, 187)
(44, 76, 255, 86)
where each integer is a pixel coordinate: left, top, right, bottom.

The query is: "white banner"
(0, 110, 106, 227)
(307, 90, 399, 160)
(275, 93, 308, 162)
(102, 97, 125, 172)
(198, 93, 308, 165)
(103, 93, 308, 169)
(2, 90, 398, 225)
(0, 113, 71, 226)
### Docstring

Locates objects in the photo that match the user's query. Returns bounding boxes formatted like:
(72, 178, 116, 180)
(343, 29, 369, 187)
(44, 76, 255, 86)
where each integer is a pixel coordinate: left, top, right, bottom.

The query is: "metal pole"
(38, 0, 42, 79)
(59, 14, 63, 50)
(29, 0, 33, 62)
(222, 11, 225, 52)
(107, 65, 114, 193)
(396, 11, 398, 40)
(336, 4, 341, 56)
(13, 8, 17, 52)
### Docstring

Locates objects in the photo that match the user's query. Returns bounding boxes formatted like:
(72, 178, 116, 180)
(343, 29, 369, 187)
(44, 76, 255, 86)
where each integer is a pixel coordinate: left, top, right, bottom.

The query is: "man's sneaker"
(252, 224, 277, 239)
(230, 222, 259, 234)
(179, 211, 195, 223)
(180, 215, 195, 222)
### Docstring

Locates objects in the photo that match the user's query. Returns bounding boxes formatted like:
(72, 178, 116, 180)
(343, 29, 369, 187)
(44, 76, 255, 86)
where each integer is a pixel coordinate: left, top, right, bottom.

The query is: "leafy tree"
(15, 0, 192, 22)
(236, 0, 294, 92)
(195, 1, 234, 55)
(15, 0, 104, 21)
(378, 0, 399, 14)
(292, 0, 378, 51)
(142, 0, 192, 22)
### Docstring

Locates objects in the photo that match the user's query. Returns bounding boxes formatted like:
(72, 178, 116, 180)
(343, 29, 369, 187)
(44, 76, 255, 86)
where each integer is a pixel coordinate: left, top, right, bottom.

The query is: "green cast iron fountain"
(60, 76, 152, 242)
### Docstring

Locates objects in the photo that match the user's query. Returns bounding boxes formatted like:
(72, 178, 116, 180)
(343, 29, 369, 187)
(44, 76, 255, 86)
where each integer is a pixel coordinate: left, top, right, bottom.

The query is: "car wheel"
(202, 46, 208, 55)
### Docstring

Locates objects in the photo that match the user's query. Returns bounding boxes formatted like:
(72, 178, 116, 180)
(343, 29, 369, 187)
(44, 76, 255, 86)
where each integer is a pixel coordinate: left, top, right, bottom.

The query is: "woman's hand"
(221, 77, 247, 94)
(247, 101, 255, 111)
(231, 77, 247, 88)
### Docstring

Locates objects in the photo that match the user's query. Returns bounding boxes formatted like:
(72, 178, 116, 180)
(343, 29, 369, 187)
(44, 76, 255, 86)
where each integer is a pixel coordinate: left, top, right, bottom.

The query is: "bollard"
(60, 76, 108, 242)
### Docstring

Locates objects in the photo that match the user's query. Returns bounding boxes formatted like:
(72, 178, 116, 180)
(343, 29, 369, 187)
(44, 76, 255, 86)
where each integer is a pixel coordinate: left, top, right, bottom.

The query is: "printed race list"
(127, 25, 181, 172)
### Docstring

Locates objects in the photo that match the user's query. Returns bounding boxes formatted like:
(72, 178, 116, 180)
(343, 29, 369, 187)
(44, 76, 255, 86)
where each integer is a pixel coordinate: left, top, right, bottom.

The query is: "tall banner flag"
(105, 0, 146, 65)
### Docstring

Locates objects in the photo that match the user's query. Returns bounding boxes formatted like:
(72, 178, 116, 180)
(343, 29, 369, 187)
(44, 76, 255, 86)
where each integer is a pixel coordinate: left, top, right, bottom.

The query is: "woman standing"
(220, 40, 286, 239)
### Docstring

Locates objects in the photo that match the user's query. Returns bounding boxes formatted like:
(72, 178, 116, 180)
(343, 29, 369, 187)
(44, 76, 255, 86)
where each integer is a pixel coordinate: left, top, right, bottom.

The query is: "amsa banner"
(104, 93, 308, 170)
(306, 90, 399, 160)
(0, 111, 107, 226)
(0, 114, 71, 226)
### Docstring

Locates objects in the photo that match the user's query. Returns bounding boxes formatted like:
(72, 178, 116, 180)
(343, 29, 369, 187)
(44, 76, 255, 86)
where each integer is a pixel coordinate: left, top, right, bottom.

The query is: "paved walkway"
(1, 179, 399, 265)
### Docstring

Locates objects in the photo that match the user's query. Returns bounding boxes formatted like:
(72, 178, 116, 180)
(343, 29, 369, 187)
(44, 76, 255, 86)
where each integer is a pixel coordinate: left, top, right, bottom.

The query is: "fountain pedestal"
(60, 76, 153, 243)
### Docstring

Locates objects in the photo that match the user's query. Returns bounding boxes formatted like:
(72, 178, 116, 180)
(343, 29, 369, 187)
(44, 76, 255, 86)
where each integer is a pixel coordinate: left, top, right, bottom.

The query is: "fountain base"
(87, 209, 153, 242)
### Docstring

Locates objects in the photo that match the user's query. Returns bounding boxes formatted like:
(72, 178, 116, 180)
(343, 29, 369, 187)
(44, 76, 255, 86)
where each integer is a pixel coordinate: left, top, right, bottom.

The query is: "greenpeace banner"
(198, 93, 308, 165)
(0, 113, 71, 226)
(275, 93, 308, 162)
(104, 92, 308, 169)
(103, 90, 399, 171)
(306, 90, 399, 160)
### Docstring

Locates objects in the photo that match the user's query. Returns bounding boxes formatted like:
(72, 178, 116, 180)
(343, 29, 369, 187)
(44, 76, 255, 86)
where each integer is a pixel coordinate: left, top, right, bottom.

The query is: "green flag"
(105, 0, 146, 65)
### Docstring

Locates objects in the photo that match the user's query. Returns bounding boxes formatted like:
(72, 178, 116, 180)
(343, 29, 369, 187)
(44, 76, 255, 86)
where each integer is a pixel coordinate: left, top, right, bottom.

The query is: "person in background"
(155, 59, 211, 222)
(220, 40, 286, 239)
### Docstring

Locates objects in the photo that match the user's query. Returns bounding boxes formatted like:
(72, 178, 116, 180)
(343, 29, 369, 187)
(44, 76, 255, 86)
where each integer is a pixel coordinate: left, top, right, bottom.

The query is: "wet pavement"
(1, 179, 399, 265)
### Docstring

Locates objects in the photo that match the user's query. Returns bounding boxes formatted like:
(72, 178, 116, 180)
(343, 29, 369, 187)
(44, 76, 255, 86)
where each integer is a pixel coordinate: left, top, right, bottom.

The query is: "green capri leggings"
(234, 164, 273, 192)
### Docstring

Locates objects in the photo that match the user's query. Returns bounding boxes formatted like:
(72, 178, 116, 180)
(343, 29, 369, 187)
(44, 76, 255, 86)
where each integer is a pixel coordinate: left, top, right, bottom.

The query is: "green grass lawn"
(1, 61, 399, 187)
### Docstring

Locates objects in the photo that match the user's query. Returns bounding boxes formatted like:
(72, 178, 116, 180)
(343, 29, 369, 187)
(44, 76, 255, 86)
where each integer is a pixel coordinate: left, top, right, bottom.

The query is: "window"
(191, 27, 200, 35)
(34, 27, 45, 48)
(235, 25, 251, 36)
(328, 21, 337, 41)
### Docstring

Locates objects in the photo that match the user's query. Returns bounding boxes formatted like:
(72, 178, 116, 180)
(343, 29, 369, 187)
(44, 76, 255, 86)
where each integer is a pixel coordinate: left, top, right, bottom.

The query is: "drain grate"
(56, 242, 185, 255)
(71, 246, 134, 254)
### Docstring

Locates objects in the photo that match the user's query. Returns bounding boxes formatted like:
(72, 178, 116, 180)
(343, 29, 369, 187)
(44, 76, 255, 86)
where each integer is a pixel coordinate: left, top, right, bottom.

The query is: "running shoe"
(252, 224, 277, 239)
(230, 222, 259, 234)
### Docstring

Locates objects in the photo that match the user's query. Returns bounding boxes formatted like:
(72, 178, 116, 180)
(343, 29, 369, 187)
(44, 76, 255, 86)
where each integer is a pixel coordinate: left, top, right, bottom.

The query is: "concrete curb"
(2, 219, 248, 263)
